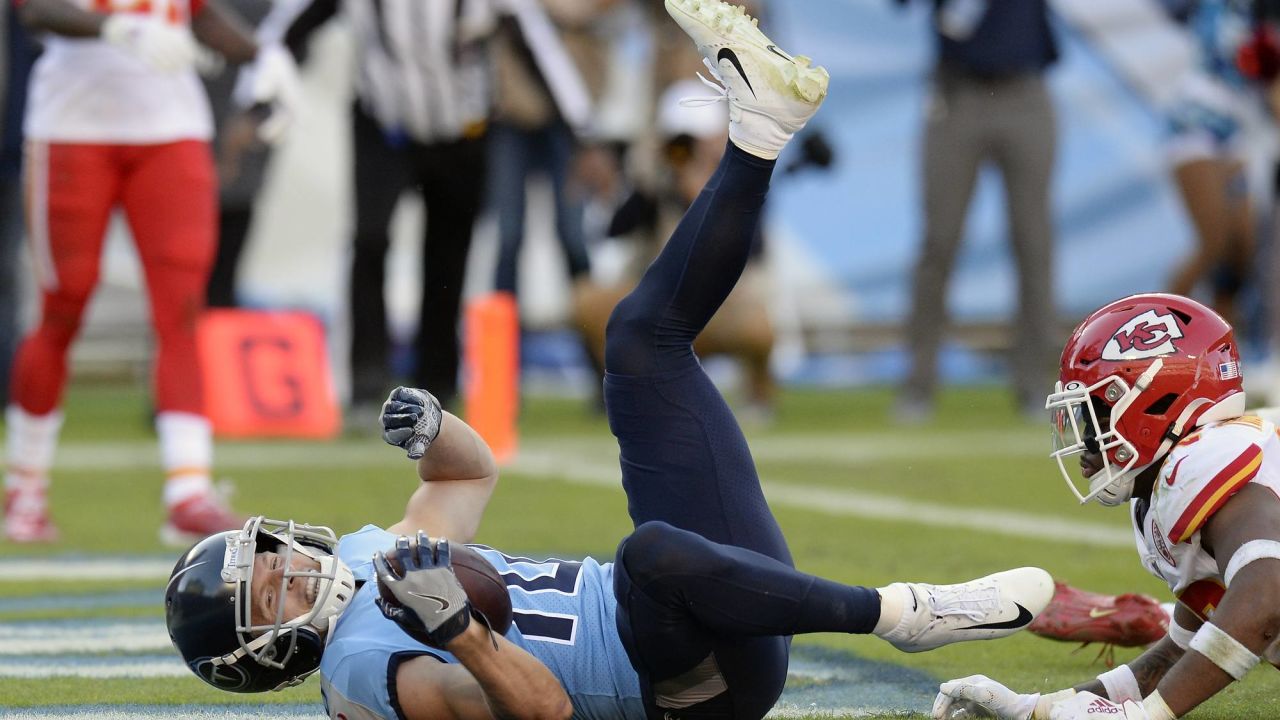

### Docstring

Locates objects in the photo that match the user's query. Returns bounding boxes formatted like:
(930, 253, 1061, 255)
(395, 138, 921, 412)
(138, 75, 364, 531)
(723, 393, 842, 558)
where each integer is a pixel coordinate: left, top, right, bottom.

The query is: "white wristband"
(1097, 664, 1141, 703)
(1224, 539, 1280, 586)
(1168, 618, 1195, 650)
(1141, 689, 1177, 720)
(1189, 622, 1259, 680)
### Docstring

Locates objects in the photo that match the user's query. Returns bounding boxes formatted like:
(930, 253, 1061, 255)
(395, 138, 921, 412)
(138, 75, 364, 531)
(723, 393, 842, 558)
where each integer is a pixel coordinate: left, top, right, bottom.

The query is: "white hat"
(656, 78, 729, 140)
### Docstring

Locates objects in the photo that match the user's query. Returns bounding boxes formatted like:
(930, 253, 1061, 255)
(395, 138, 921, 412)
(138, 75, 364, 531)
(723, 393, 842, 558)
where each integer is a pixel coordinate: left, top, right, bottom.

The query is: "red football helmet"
(1047, 293, 1245, 506)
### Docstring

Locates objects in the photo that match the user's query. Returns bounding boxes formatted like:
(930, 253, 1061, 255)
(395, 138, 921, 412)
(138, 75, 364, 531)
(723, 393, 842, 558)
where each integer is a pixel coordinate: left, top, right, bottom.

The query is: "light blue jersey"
(319, 525, 645, 720)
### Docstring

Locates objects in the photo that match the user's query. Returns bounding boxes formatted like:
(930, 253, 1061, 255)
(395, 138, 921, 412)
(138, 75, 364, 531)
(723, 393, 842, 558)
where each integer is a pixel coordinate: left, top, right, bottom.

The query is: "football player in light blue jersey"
(164, 2, 1055, 718)
(322, 516, 642, 720)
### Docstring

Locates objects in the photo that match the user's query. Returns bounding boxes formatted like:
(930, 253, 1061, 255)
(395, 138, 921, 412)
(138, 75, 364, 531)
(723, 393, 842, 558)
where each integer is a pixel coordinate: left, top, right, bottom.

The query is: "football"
(449, 543, 513, 635)
(379, 539, 513, 636)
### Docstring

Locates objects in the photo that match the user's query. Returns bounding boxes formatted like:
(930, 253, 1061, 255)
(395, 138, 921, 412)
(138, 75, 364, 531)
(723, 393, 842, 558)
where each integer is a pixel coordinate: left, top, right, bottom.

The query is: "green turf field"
(2, 380, 1278, 718)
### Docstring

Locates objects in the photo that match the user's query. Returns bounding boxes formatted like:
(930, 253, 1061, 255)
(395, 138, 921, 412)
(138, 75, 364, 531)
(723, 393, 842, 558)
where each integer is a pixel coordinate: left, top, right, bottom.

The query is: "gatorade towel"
(198, 309, 340, 439)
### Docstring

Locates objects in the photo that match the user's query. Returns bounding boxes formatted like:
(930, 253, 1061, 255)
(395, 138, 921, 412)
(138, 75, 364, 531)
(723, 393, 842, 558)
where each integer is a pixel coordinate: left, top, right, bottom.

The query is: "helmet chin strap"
(1093, 475, 1137, 506)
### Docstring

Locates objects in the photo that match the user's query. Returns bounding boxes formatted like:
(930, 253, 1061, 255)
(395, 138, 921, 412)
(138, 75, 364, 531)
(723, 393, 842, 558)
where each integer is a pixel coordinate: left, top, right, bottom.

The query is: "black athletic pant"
(206, 205, 253, 308)
(606, 144, 881, 720)
(349, 104, 486, 408)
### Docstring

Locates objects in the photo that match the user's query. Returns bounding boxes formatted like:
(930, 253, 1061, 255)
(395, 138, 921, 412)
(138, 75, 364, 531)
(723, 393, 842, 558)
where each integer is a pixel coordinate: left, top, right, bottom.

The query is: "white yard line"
(511, 448, 1135, 548)
(0, 621, 170, 654)
(0, 558, 175, 582)
(0, 656, 187, 679)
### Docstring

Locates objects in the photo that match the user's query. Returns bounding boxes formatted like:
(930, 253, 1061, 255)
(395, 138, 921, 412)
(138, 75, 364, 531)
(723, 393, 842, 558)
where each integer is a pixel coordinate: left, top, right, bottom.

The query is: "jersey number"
(495, 553, 583, 645)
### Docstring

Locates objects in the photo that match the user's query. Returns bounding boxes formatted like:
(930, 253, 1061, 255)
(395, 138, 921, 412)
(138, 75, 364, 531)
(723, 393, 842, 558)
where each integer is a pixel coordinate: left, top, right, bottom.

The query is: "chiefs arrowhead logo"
(1102, 310, 1184, 360)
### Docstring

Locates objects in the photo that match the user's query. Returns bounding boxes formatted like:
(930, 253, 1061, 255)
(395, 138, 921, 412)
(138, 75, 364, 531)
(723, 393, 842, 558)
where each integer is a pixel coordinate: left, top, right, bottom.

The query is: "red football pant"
(13, 140, 216, 416)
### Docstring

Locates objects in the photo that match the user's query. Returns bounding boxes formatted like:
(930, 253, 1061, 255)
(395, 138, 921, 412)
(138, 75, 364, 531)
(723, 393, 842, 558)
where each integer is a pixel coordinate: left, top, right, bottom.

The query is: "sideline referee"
(282, 0, 494, 419)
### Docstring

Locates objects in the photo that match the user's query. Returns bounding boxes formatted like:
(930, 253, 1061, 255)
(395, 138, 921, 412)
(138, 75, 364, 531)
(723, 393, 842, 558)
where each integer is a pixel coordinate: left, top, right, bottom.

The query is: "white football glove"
(100, 14, 198, 73)
(934, 676, 1077, 720)
(1048, 692, 1149, 720)
(233, 44, 303, 143)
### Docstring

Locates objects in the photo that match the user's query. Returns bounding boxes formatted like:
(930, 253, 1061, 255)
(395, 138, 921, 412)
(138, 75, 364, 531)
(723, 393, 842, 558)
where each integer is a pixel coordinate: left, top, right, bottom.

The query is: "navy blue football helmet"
(165, 517, 356, 692)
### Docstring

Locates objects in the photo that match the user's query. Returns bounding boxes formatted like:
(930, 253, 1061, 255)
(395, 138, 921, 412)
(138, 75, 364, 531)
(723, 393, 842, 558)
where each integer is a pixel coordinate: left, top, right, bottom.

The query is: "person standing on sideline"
(895, 0, 1059, 422)
(277, 0, 495, 418)
(4, 0, 299, 543)
(201, 0, 293, 309)
(488, 0, 617, 301)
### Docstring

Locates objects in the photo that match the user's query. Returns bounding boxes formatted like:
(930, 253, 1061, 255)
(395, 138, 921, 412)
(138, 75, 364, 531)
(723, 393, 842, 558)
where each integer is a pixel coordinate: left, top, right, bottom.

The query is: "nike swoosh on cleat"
(406, 591, 453, 614)
(1089, 607, 1119, 619)
(766, 44, 792, 62)
(962, 603, 1034, 631)
(716, 47, 756, 98)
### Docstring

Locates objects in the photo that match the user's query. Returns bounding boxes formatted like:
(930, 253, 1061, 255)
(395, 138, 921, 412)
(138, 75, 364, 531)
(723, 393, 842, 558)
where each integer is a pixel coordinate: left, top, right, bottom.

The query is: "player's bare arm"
(375, 534, 570, 720)
(382, 388, 499, 543)
(393, 625, 573, 720)
(1154, 483, 1280, 715)
(191, 0, 258, 63)
(17, 0, 109, 36)
(1059, 633, 1187, 701)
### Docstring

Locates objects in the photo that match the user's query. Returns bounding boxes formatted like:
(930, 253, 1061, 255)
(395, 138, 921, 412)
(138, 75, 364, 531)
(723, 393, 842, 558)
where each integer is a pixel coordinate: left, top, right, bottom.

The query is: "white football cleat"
(881, 567, 1054, 653)
(664, 0, 829, 160)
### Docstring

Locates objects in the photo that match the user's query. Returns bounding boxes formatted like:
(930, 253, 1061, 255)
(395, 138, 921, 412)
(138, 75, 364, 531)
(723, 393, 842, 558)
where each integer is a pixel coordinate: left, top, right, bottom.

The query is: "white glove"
(933, 675, 1070, 720)
(1048, 692, 1148, 720)
(100, 14, 198, 73)
(233, 44, 302, 143)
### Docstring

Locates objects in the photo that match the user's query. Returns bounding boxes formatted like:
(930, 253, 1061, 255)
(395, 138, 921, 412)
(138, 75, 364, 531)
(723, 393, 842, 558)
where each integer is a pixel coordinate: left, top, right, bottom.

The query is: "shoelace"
(679, 58, 732, 109)
(927, 583, 1001, 623)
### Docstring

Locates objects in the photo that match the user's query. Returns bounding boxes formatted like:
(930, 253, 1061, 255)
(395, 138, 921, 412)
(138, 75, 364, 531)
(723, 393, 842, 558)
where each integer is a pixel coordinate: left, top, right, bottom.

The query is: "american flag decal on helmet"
(1219, 361, 1240, 380)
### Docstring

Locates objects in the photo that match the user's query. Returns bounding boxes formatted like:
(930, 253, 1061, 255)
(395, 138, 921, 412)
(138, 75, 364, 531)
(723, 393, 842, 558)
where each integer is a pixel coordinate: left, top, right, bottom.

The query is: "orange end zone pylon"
(463, 292, 519, 465)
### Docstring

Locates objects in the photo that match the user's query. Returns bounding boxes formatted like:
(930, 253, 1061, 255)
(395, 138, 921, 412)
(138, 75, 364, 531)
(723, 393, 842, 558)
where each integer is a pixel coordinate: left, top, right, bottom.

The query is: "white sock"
(157, 411, 213, 508)
(873, 583, 909, 636)
(729, 136, 785, 161)
(5, 405, 64, 489)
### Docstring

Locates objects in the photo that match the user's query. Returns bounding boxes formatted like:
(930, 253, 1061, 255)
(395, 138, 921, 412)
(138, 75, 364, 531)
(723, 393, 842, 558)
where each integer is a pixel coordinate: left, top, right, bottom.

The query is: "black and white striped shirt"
(280, 0, 493, 144)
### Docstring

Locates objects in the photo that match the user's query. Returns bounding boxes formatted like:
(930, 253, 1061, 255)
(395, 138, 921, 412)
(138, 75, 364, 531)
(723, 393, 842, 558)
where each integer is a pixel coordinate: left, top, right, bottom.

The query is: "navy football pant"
(606, 144, 881, 719)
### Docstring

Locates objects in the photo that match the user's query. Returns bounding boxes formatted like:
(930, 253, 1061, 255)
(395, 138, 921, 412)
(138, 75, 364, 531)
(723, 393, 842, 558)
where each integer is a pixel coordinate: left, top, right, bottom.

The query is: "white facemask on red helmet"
(1046, 293, 1246, 506)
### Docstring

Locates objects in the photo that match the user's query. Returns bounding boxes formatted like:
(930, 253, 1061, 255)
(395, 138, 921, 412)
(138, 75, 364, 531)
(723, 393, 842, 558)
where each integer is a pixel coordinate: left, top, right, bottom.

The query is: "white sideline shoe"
(881, 567, 1054, 653)
(664, 0, 829, 160)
